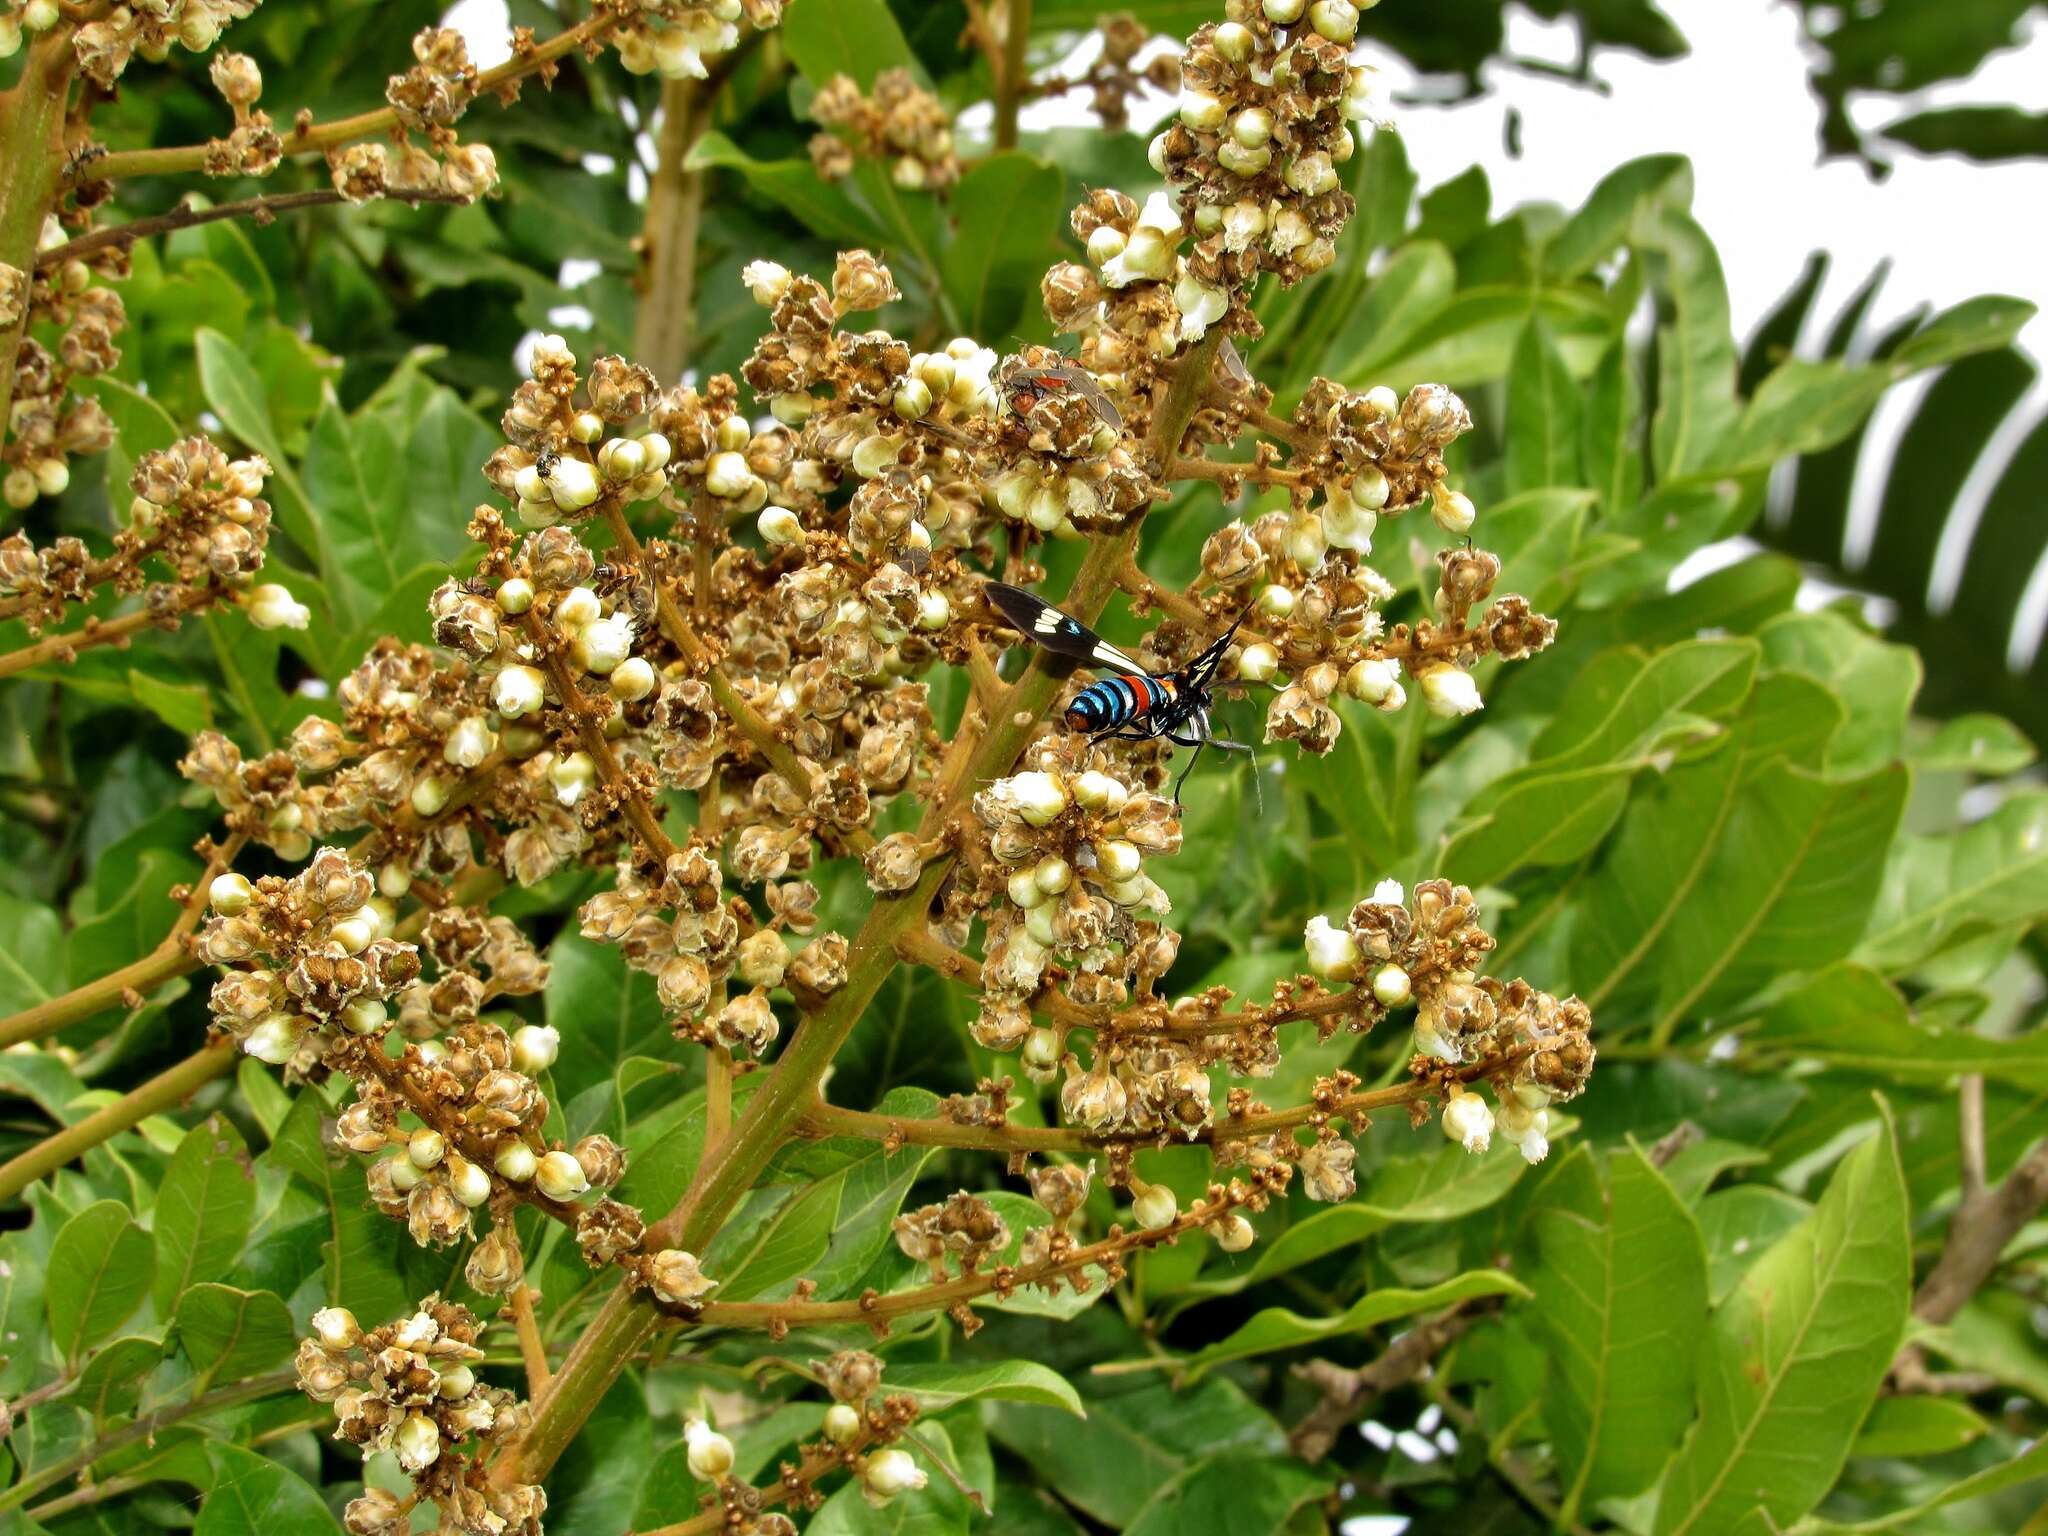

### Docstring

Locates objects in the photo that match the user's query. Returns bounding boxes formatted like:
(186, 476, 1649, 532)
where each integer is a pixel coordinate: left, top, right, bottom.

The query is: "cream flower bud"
(1419, 664, 1483, 718)
(892, 378, 933, 421)
(513, 464, 547, 503)
(1371, 963, 1413, 1008)
(311, 1306, 360, 1349)
(511, 1023, 560, 1075)
(1237, 641, 1280, 683)
(555, 585, 602, 631)
(1025, 902, 1058, 946)
(1263, 0, 1306, 20)
(21, 1, 60, 32)
(1496, 1096, 1550, 1163)
(700, 450, 749, 500)
(1093, 839, 1142, 882)
(758, 505, 804, 546)
(1285, 151, 1338, 195)
(862, 1447, 928, 1502)
(569, 411, 604, 445)
(823, 1402, 863, 1445)
(444, 715, 497, 769)
(1442, 1088, 1494, 1154)
(244, 1014, 304, 1064)
(341, 998, 388, 1036)
(1344, 657, 1398, 704)
(386, 1154, 423, 1193)
(610, 656, 657, 702)
(209, 873, 254, 915)
(1106, 225, 1173, 286)
(851, 433, 900, 480)
(496, 577, 534, 615)
(1213, 1212, 1256, 1252)
(1133, 1183, 1178, 1230)
(330, 913, 377, 953)
(1310, 0, 1360, 41)
(536, 1149, 590, 1200)
(495, 1143, 537, 1182)
(913, 590, 951, 632)
(436, 1362, 477, 1400)
(742, 260, 792, 306)
(407, 1128, 446, 1169)
(1010, 771, 1068, 827)
(1021, 1026, 1062, 1073)
(1086, 225, 1127, 266)
(1433, 487, 1476, 535)
(408, 776, 451, 820)
(394, 1412, 441, 1474)
(1179, 89, 1227, 132)
(1217, 140, 1273, 177)
(1231, 108, 1274, 149)
(544, 456, 601, 512)
(685, 1419, 736, 1480)
(492, 664, 547, 719)
(1256, 583, 1296, 619)
(572, 613, 634, 674)
(1070, 770, 1128, 814)
(1033, 854, 1073, 895)
(1304, 915, 1361, 982)
(598, 437, 647, 482)
(638, 432, 673, 471)
(246, 583, 310, 631)
(1213, 20, 1254, 61)
(550, 751, 596, 807)
(1007, 870, 1048, 909)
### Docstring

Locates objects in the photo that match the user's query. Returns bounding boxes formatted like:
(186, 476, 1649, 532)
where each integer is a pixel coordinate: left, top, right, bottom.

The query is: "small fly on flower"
(983, 582, 1258, 804)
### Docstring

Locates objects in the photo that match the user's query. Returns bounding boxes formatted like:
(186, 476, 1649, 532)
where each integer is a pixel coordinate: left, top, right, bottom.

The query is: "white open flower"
(1173, 265, 1230, 342)
(742, 260, 791, 306)
(1442, 1089, 1494, 1154)
(685, 1418, 736, 1480)
(246, 583, 310, 631)
(861, 1447, 928, 1507)
(492, 664, 547, 719)
(1321, 479, 1377, 555)
(1419, 664, 1483, 718)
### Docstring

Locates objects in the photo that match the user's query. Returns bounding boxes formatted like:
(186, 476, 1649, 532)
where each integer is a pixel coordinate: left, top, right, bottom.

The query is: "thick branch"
(633, 79, 711, 382)
(993, 0, 1033, 151)
(1913, 1136, 2048, 1326)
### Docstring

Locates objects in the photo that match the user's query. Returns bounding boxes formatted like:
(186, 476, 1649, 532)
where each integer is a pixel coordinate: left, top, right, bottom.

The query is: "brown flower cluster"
(67, 0, 259, 87)
(1, 218, 125, 512)
(0, 436, 275, 636)
(319, 28, 500, 202)
(295, 1297, 545, 1536)
(808, 68, 959, 190)
(612, 0, 786, 81)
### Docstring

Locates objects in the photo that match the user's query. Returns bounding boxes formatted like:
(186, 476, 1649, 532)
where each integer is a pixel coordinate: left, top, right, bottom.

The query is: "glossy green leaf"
(190, 1441, 339, 1535)
(1651, 1112, 1909, 1536)
(1505, 315, 1583, 494)
(780, 0, 919, 87)
(1848, 1396, 1988, 1460)
(883, 1360, 1084, 1417)
(151, 1114, 255, 1319)
(1748, 963, 2048, 1088)
(1645, 208, 1740, 479)
(1180, 1269, 1527, 1383)
(942, 153, 1066, 340)
(47, 1201, 156, 1364)
(173, 1283, 296, 1387)
(1530, 1144, 1707, 1520)
(1696, 1185, 1812, 1304)
(1122, 1452, 1330, 1536)
(1791, 1438, 2048, 1533)
(1909, 713, 2035, 776)
(1857, 790, 2048, 973)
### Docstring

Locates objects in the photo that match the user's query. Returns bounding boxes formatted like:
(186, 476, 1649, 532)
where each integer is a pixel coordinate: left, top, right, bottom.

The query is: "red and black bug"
(984, 582, 1257, 803)
(997, 353, 1123, 431)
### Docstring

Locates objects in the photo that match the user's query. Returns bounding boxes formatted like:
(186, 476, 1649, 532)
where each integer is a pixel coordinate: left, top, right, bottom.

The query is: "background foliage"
(1, 2, 2045, 1534)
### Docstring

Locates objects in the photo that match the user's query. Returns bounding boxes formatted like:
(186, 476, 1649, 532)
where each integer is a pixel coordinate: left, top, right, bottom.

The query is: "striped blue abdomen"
(1063, 673, 1169, 733)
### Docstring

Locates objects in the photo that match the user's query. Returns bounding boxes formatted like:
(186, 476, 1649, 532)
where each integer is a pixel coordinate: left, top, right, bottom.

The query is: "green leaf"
(1790, 1438, 2048, 1533)
(127, 667, 214, 736)
(173, 1284, 296, 1388)
(1544, 154, 1694, 280)
(46, 1201, 156, 1364)
(1758, 609, 1920, 775)
(1881, 104, 2048, 161)
(1530, 1144, 1707, 1520)
(1747, 963, 2048, 1088)
(1890, 294, 2037, 371)
(1909, 713, 2035, 776)
(543, 930, 678, 1103)
(987, 1375, 1287, 1529)
(190, 1441, 340, 1535)
(0, 893, 64, 1015)
(1122, 1452, 1330, 1536)
(941, 153, 1066, 341)
(1645, 209, 1739, 479)
(1856, 790, 2048, 974)
(1505, 315, 1583, 494)
(1696, 1185, 1811, 1304)
(1583, 337, 1645, 515)
(780, 0, 919, 88)
(1848, 1396, 1988, 1459)
(269, 1094, 411, 1325)
(152, 1114, 256, 1319)
(883, 1361, 1084, 1417)
(74, 1334, 166, 1421)
(1650, 1110, 1909, 1536)
(1180, 1269, 1527, 1383)
(688, 133, 891, 249)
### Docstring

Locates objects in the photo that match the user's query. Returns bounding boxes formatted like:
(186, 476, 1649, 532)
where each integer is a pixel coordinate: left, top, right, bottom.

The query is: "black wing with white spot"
(985, 582, 1146, 674)
(1176, 608, 1251, 695)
